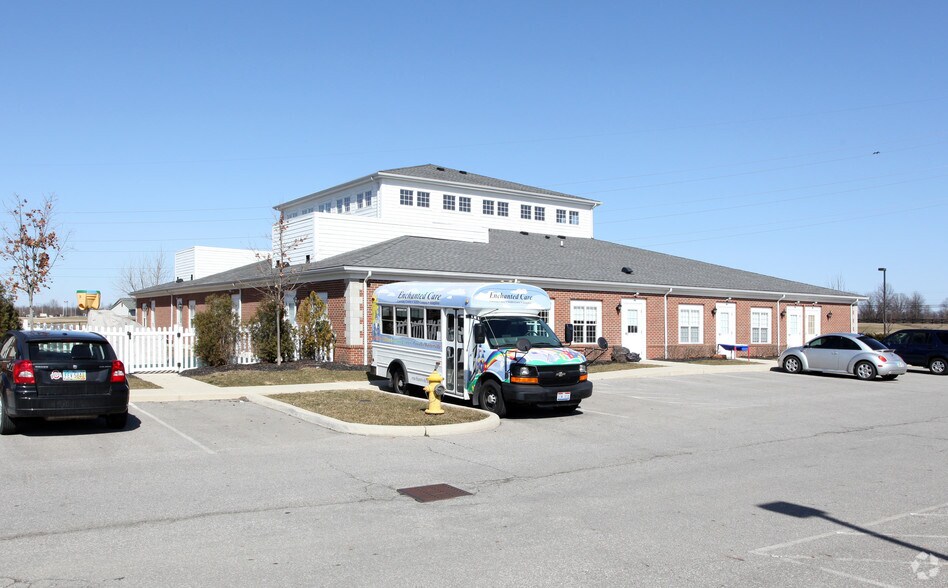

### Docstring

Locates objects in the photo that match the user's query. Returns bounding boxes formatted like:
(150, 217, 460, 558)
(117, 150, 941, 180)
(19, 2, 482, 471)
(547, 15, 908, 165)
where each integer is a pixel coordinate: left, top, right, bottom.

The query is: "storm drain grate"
(397, 483, 472, 503)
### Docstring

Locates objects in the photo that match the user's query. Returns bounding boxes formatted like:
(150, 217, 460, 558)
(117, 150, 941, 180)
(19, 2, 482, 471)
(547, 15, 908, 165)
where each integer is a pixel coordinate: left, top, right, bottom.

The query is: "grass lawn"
(127, 375, 161, 389)
(588, 362, 659, 373)
(269, 390, 486, 426)
(189, 366, 375, 387)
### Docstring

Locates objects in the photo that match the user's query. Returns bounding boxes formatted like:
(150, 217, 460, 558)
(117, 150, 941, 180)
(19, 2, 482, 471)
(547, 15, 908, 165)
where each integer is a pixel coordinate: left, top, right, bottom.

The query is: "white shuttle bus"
(371, 282, 594, 416)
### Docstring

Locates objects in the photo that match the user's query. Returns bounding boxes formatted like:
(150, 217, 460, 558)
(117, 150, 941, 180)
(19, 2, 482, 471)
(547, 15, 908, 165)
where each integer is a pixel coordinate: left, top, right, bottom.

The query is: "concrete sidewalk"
(131, 358, 777, 402)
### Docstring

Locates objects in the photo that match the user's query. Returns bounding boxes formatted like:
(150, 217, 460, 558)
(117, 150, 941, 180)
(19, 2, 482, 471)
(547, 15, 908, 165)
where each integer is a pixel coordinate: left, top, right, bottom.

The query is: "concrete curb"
(246, 389, 500, 437)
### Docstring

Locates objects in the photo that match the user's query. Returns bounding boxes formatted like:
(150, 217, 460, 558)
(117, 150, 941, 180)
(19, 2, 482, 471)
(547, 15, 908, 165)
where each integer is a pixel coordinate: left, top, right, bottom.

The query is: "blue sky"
(2, 1, 946, 312)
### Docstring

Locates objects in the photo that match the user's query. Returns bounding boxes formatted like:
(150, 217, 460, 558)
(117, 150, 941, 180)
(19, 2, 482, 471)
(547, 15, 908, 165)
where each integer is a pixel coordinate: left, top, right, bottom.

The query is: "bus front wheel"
(389, 366, 408, 395)
(478, 380, 507, 418)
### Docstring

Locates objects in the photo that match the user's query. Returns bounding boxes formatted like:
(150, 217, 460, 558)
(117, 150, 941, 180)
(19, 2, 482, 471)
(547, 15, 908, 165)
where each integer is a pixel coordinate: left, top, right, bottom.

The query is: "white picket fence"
(28, 325, 259, 373)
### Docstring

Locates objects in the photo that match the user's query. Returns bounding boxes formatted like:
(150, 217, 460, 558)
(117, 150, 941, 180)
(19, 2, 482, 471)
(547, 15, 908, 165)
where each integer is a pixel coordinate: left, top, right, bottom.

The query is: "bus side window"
(426, 308, 440, 340)
(381, 306, 394, 335)
(395, 307, 408, 335)
(446, 313, 455, 342)
(410, 308, 424, 338)
(457, 315, 464, 343)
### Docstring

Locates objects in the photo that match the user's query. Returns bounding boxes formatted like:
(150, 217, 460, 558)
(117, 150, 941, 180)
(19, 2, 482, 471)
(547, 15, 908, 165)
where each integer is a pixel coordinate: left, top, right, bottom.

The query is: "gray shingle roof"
(133, 231, 858, 299)
(380, 164, 599, 205)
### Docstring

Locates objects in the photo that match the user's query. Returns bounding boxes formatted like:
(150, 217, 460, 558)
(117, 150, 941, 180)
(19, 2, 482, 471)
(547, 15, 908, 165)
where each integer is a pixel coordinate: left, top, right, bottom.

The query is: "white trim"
(569, 300, 602, 344)
(678, 304, 703, 344)
(750, 307, 772, 344)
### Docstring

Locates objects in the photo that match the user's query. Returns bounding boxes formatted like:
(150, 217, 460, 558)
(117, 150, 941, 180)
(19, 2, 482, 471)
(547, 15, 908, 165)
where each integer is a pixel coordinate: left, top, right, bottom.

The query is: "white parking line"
(130, 403, 216, 455)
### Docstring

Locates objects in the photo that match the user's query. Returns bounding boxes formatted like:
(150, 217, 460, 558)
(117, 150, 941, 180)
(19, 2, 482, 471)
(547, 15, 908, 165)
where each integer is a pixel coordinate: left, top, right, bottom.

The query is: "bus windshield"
(482, 316, 562, 349)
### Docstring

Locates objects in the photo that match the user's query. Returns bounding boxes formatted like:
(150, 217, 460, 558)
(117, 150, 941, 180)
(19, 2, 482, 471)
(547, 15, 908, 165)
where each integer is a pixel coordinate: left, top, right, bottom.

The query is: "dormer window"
(570, 211, 579, 225)
(443, 194, 456, 211)
(521, 204, 532, 220)
(483, 200, 494, 215)
(400, 189, 414, 206)
(417, 191, 430, 208)
(534, 207, 545, 222)
(459, 196, 471, 213)
(556, 209, 566, 223)
(498, 202, 509, 217)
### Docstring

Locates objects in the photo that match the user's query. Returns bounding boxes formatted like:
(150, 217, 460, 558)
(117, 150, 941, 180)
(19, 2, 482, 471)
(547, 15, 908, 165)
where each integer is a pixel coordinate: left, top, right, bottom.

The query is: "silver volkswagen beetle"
(778, 333, 907, 380)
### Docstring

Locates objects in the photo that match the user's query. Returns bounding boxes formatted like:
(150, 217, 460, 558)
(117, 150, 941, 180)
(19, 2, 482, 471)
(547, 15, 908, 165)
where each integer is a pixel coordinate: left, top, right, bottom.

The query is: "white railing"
(27, 324, 260, 373)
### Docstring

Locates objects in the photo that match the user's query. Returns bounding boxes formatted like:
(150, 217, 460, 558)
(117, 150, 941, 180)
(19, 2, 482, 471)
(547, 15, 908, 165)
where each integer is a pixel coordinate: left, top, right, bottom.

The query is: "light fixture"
(827, 311, 833, 319)
(616, 303, 622, 313)
(780, 310, 786, 318)
(711, 308, 717, 316)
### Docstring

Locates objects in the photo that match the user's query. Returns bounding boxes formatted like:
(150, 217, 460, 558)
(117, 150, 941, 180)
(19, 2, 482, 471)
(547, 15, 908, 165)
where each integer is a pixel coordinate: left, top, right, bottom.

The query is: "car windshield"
(482, 316, 561, 349)
(858, 336, 887, 351)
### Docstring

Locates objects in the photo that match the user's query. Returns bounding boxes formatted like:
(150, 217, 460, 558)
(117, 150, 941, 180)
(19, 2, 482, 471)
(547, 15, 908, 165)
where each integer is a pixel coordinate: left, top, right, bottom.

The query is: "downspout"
(663, 287, 673, 359)
(776, 294, 786, 355)
(851, 299, 859, 333)
(363, 270, 373, 365)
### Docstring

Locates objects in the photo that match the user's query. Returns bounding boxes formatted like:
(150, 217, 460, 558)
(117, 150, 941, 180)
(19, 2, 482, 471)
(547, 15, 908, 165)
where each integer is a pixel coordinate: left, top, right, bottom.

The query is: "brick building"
(132, 164, 863, 364)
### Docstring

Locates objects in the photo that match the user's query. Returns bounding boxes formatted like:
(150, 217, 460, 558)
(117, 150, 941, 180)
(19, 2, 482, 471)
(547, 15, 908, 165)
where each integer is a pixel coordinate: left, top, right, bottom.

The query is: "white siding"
(281, 181, 379, 220)
(272, 213, 316, 265)
(313, 215, 489, 262)
(376, 179, 594, 238)
(175, 246, 265, 281)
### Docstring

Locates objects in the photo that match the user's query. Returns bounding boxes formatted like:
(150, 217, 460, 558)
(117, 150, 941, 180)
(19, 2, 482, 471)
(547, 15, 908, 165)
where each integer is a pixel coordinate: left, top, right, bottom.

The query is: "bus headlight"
(510, 365, 538, 384)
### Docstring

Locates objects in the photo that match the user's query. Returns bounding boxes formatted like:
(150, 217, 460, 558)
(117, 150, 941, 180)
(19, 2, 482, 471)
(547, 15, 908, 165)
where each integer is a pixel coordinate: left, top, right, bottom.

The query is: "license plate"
(556, 391, 571, 402)
(63, 370, 86, 382)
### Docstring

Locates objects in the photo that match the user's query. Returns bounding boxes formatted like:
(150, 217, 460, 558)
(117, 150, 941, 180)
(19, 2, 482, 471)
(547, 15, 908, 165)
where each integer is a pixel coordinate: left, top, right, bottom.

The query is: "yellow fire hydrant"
(424, 367, 445, 415)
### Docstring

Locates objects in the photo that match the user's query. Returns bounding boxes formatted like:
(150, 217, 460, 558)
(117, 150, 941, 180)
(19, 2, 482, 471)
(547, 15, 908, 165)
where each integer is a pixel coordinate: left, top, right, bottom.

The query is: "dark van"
(881, 329, 948, 375)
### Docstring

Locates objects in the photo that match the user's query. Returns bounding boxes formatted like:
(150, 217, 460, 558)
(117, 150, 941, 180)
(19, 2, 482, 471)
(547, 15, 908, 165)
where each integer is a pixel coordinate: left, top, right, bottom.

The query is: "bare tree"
(245, 212, 309, 364)
(827, 273, 847, 292)
(115, 248, 170, 295)
(1, 194, 68, 327)
(905, 291, 926, 322)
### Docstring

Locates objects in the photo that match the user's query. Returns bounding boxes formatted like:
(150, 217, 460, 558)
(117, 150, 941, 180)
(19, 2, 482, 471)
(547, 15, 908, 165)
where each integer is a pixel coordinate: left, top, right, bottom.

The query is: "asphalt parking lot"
(2, 367, 946, 586)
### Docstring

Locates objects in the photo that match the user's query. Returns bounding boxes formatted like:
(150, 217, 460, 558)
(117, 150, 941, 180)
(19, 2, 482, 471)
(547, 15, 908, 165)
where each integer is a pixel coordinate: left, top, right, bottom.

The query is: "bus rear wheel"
(389, 366, 408, 395)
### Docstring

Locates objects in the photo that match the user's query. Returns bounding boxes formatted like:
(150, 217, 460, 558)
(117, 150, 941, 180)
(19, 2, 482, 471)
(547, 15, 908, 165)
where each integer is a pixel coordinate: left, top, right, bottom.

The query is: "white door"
(715, 303, 736, 357)
(620, 299, 647, 359)
(786, 306, 804, 348)
(804, 307, 821, 342)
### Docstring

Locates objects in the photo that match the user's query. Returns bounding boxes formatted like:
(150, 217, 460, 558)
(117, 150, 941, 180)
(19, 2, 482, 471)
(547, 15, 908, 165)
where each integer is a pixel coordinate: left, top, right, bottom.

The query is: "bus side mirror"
(564, 323, 574, 345)
(473, 323, 485, 344)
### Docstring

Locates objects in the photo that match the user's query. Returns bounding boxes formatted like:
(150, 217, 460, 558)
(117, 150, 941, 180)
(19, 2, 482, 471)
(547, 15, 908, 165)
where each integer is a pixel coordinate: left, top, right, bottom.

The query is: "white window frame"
(399, 189, 413, 206)
(521, 204, 532, 220)
(751, 308, 772, 344)
(678, 305, 703, 344)
(344, 197, 351, 212)
(498, 201, 509, 217)
(231, 293, 241, 322)
(569, 210, 579, 225)
(417, 191, 430, 208)
(483, 199, 494, 215)
(556, 209, 566, 223)
(150, 300, 156, 328)
(459, 196, 471, 213)
(443, 194, 455, 211)
(538, 300, 555, 331)
(570, 300, 601, 344)
(188, 300, 196, 329)
(535, 206, 545, 221)
(365, 191, 373, 206)
(175, 298, 183, 328)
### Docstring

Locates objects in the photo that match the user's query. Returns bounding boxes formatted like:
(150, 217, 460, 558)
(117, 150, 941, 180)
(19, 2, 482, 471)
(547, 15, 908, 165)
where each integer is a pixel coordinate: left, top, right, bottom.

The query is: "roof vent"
(436, 166, 445, 171)
(621, 266, 634, 274)
(459, 170, 468, 174)
(544, 235, 550, 239)
(557, 235, 566, 240)
(520, 231, 529, 235)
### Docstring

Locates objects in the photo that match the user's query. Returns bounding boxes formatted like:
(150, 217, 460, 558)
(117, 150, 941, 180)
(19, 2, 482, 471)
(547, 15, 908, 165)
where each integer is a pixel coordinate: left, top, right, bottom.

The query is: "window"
(381, 306, 394, 335)
(534, 207, 545, 221)
(459, 196, 471, 212)
(395, 307, 409, 335)
(410, 308, 425, 338)
(150, 300, 156, 328)
(336, 199, 343, 213)
(569, 211, 579, 225)
(188, 300, 196, 329)
(356, 193, 364, 208)
(556, 209, 566, 224)
(570, 301, 601, 344)
(538, 300, 555, 330)
(417, 191, 430, 208)
(498, 202, 509, 217)
(365, 191, 373, 206)
(483, 200, 494, 215)
(521, 204, 532, 220)
(678, 305, 702, 344)
(175, 298, 183, 327)
(344, 197, 351, 212)
(284, 291, 298, 326)
(231, 293, 241, 322)
(426, 309, 441, 340)
(443, 194, 456, 211)
(750, 309, 772, 344)
(400, 189, 413, 206)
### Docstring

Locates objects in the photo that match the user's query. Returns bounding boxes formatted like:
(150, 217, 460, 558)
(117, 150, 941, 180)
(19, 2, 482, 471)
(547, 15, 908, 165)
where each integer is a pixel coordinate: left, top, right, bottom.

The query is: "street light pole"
(878, 267, 887, 336)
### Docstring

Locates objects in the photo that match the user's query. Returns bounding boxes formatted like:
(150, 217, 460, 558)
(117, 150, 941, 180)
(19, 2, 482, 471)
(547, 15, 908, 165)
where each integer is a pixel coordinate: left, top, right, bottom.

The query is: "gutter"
(664, 287, 673, 359)
(363, 270, 373, 365)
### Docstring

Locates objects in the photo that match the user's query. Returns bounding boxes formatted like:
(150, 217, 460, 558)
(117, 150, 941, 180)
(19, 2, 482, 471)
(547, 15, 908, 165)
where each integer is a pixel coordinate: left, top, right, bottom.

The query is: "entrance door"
(786, 306, 804, 348)
(620, 299, 647, 359)
(805, 307, 821, 342)
(715, 302, 736, 357)
(442, 309, 466, 398)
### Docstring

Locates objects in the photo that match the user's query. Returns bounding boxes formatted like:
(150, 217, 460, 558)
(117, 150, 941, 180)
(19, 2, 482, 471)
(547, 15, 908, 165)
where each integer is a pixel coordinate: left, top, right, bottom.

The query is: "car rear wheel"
(855, 361, 877, 381)
(389, 366, 408, 395)
(929, 357, 947, 375)
(478, 380, 507, 418)
(783, 356, 803, 374)
(0, 395, 17, 435)
(105, 411, 128, 430)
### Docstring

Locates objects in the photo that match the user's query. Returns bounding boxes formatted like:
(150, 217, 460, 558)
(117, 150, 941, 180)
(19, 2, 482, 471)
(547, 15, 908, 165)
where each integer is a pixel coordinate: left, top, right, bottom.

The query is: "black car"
(0, 330, 130, 434)
(881, 329, 948, 375)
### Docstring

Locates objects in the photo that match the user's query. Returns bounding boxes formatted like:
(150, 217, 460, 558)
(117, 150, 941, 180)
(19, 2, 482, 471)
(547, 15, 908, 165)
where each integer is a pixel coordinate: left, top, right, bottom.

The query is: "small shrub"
(248, 296, 295, 363)
(193, 293, 240, 366)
